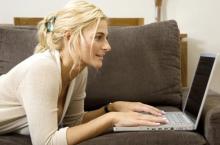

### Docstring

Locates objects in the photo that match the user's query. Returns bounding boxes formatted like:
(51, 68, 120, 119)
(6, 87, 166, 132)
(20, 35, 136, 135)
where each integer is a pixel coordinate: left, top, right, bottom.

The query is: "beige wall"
(165, 0, 220, 94)
(0, 0, 156, 24)
(0, 0, 219, 93)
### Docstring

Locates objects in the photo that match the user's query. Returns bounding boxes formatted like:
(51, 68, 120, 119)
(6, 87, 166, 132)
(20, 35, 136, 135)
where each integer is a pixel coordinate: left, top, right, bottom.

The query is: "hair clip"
(45, 16, 56, 33)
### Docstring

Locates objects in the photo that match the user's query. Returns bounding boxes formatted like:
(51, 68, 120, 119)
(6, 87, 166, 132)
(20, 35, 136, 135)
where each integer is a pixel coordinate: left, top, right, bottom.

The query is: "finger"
(154, 117, 169, 124)
(146, 105, 165, 114)
(138, 106, 163, 116)
(127, 119, 160, 127)
(133, 102, 163, 115)
(132, 103, 160, 115)
(136, 120, 161, 126)
(143, 105, 165, 116)
(140, 115, 169, 124)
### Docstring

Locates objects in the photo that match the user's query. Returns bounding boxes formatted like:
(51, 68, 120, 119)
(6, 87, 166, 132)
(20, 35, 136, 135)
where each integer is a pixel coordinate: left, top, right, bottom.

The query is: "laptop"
(114, 53, 219, 131)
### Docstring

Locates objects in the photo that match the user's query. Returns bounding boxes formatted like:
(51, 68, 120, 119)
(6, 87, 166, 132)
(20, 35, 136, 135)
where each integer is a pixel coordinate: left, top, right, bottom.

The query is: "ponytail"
(34, 19, 47, 53)
(34, 14, 59, 53)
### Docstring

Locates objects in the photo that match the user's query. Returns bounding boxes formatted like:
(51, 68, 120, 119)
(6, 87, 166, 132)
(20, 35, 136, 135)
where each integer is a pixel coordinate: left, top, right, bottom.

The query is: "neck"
(60, 50, 86, 85)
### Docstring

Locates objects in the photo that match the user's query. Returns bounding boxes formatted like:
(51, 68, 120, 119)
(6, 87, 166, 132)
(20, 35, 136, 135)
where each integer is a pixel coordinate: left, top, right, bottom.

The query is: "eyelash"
(95, 35, 102, 40)
(95, 35, 108, 41)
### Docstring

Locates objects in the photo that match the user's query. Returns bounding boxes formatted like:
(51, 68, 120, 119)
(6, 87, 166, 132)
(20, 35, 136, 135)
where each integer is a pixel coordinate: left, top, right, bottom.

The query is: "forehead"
(84, 20, 108, 34)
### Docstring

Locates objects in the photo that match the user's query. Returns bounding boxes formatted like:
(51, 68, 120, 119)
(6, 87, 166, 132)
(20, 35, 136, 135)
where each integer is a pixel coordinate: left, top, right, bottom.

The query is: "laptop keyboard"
(166, 112, 189, 124)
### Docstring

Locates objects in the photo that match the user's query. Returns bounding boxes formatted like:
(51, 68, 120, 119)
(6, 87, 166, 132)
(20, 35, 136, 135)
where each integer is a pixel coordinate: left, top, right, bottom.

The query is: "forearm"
(67, 112, 114, 145)
(67, 105, 167, 145)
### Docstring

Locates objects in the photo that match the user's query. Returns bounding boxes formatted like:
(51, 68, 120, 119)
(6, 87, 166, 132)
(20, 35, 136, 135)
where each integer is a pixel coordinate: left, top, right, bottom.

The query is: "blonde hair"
(35, 0, 107, 72)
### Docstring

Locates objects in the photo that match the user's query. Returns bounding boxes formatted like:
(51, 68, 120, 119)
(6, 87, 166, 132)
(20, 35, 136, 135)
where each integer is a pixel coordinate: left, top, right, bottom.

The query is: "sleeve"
(18, 60, 68, 145)
(62, 68, 88, 127)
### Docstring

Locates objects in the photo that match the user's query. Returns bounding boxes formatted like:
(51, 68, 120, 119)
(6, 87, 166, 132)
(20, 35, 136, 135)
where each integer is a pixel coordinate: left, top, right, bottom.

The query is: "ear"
(64, 31, 72, 41)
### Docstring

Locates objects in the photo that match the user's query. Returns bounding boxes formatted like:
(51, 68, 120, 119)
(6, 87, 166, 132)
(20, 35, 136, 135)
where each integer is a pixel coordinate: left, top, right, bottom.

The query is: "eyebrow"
(96, 32, 108, 36)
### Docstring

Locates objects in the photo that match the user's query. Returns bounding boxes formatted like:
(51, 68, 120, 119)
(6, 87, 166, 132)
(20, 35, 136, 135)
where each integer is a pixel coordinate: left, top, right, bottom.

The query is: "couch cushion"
(0, 133, 31, 145)
(0, 129, 206, 145)
(0, 127, 206, 145)
(0, 25, 37, 75)
(85, 20, 182, 110)
(78, 131, 206, 145)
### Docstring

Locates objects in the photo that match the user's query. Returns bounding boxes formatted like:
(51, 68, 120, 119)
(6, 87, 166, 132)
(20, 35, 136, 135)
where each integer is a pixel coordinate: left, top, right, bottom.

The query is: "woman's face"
(80, 20, 111, 69)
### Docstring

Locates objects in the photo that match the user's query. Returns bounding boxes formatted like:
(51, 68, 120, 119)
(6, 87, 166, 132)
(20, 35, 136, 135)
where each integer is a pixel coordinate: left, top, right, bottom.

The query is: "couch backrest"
(0, 20, 182, 111)
(0, 25, 37, 75)
(85, 20, 182, 110)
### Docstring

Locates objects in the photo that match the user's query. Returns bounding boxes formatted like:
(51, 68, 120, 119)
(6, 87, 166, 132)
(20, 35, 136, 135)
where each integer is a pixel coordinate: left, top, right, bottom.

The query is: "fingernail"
(163, 118, 169, 123)
(157, 113, 163, 116)
(161, 110, 166, 114)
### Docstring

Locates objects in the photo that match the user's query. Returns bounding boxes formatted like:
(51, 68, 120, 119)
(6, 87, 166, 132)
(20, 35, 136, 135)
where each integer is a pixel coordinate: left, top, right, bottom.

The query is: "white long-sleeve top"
(0, 50, 87, 145)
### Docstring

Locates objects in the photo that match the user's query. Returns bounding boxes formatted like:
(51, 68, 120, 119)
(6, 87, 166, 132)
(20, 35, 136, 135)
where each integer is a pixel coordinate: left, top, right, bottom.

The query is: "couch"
(0, 20, 220, 145)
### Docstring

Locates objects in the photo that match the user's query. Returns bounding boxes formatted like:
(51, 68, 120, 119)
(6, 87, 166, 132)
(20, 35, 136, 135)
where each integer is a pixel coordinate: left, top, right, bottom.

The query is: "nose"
(103, 40, 111, 52)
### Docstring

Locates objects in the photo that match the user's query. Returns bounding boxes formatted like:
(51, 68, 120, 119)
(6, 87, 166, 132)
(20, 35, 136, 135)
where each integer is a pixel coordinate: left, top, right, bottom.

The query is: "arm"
(82, 101, 165, 123)
(67, 111, 168, 145)
(66, 112, 113, 145)
(201, 94, 220, 145)
(18, 60, 68, 145)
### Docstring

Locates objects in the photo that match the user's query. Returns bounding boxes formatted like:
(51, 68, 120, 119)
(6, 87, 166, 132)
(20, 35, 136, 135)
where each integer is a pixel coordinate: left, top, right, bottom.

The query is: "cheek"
(91, 43, 100, 53)
(80, 40, 100, 61)
(88, 43, 98, 56)
(80, 46, 94, 63)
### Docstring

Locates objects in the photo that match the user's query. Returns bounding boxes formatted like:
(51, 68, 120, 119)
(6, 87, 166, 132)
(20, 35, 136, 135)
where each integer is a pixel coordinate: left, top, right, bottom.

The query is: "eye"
(95, 35, 103, 40)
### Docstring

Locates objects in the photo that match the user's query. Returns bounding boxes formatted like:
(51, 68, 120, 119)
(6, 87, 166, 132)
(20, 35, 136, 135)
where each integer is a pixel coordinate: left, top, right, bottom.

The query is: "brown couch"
(0, 20, 220, 145)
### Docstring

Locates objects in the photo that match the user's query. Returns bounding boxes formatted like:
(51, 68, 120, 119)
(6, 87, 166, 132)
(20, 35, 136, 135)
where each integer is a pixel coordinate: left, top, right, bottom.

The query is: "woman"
(0, 0, 168, 145)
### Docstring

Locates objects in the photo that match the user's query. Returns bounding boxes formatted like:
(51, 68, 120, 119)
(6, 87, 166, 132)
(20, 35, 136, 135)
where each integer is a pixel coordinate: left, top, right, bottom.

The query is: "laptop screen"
(184, 55, 215, 119)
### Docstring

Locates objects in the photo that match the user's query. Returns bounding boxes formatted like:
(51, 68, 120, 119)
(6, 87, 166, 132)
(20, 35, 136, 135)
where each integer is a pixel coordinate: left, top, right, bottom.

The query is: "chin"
(95, 64, 102, 69)
(88, 59, 103, 69)
(93, 62, 103, 69)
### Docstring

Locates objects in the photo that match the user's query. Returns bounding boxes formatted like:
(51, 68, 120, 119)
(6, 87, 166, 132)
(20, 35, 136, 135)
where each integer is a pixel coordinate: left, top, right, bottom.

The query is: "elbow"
(31, 128, 68, 145)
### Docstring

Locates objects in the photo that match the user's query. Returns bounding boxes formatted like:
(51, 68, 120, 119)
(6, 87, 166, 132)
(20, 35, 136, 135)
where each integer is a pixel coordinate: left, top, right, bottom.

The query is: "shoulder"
(29, 52, 60, 75)
(20, 52, 61, 87)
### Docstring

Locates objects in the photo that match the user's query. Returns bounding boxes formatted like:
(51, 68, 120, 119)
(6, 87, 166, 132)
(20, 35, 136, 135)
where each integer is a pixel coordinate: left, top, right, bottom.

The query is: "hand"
(109, 101, 165, 116)
(111, 112, 168, 127)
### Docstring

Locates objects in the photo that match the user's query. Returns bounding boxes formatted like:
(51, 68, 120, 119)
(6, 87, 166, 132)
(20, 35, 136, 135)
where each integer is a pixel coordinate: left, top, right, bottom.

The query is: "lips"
(96, 54, 105, 60)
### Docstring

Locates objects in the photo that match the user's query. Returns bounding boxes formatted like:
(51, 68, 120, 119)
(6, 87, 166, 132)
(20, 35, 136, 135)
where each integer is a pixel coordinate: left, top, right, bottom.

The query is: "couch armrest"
(201, 94, 220, 145)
